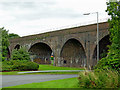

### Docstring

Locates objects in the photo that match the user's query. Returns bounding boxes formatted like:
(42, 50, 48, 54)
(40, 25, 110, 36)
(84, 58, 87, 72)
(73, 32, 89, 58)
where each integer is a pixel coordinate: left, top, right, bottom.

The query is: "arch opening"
(14, 44, 20, 50)
(92, 35, 111, 66)
(28, 42, 52, 64)
(6, 47, 10, 60)
(60, 39, 86, 67)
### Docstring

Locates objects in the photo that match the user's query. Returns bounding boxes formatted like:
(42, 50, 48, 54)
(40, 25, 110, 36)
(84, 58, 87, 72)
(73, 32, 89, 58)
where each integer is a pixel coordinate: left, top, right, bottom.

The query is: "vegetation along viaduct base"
(9, 22, 110, 68)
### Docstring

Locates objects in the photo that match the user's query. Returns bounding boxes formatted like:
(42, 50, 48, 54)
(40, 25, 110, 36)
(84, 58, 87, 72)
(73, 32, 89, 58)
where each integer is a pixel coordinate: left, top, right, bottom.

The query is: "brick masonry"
(9, 22, 110, 68)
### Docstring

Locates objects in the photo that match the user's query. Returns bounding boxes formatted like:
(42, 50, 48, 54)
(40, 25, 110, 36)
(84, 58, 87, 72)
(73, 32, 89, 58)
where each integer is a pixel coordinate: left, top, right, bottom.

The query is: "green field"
(1, 71, 80, 75)
(4, 77, 80, 88)
(38, 64, 84, 70)
(1, 64, 84, 75)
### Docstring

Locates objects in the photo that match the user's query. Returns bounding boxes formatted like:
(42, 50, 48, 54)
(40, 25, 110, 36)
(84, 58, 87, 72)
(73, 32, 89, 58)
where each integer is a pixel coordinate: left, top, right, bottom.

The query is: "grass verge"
(38, 64, 84, 70)
(1, 64, 84, 75)
(1, 71, 80, 75)
(3, 77, 80, 88)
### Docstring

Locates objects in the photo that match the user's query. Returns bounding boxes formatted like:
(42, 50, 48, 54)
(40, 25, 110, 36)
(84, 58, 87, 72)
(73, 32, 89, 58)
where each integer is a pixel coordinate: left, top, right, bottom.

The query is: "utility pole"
(83, 12, 99, 63)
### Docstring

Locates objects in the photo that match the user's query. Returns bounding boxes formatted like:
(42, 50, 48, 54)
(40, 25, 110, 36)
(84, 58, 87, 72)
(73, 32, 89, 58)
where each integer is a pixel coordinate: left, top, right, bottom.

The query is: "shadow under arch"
(6, 47, 10, 59)
(92, 35, 111, 67)
(14, 44, 20, 50)
(60, 38, 86, 67)
(28, 42, 53, 64)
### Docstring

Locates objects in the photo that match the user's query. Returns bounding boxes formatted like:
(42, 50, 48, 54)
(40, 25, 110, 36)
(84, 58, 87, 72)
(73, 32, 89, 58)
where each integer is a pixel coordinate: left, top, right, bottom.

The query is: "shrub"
(11, 47, 30, 61)
(78, 69, 119, 88)
(96, 1, 120, 73)
(2, 64, 13, 71)
(2, 60, 39, 71)
(94, 56, 120, 72)
(2, 57, 6, 61)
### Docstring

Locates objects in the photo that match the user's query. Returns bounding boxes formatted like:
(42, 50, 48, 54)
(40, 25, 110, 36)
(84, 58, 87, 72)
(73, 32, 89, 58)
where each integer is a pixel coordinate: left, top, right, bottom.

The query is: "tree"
(8, 33, 20, 39)
(95, 1, 120, 71)
(0, 27, 20, 61)
(0, 28, 2, 62)
(11, 47, 30, 61)
(0, 27, 10, 61)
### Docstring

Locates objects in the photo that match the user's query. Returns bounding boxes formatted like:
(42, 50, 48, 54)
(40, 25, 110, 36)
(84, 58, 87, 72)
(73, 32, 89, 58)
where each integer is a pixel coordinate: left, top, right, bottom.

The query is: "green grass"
(0, 71, 18, 75)
(1, 71, 80, 75)
(1, 64, 84, 75)
(0, 71, 27, 75)
(4, 77, 80, 88)
(38, 64, 84, 70)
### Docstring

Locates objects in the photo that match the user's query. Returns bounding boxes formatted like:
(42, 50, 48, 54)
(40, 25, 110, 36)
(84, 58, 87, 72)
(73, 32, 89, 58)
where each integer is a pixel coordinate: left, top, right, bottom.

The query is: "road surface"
(2, 74, 78, 88)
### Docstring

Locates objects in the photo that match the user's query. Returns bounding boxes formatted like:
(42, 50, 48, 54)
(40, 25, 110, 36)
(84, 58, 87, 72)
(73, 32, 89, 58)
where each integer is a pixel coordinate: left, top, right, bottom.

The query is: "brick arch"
(91, 34, 110, 59)
(28, 41, 53, 52)
(91, 34, 111, 67)
(91, 31, 109, 59)
(60, 36, 85, 53)
(60, 38, 87, 67)
(8, 43, 21, 58)
(14, 44, 21, 50)
(29, 40, 56, 56)
(10, 43, 21, 51)
(28, 41, 53, 64)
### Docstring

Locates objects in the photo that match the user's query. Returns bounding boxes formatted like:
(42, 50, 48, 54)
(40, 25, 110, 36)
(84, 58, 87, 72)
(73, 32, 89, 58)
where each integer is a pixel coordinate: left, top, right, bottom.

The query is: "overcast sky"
(0, 0, 110, 36)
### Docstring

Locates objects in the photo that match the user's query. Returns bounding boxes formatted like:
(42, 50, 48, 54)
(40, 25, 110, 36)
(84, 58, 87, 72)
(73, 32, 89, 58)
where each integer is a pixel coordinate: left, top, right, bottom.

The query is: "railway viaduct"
(9, 22, 110, 68)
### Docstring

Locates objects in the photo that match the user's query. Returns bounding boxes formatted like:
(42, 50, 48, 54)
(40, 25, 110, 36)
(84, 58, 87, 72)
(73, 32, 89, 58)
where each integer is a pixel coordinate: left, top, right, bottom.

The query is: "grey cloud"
(0, 1, 82, 22)
(0, 1, 56, 10)
(0, 2, 37, 10)
(16, 8, 82, 20)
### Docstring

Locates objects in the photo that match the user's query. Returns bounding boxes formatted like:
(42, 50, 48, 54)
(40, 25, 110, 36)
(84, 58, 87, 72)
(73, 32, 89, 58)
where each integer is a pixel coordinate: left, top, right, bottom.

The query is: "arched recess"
(14, 44, 20, 50)
(28, 42, 52, 64)
(92, 35, 111, 66)
(6, 47, 10, 59)
(60, 38, 86, 67)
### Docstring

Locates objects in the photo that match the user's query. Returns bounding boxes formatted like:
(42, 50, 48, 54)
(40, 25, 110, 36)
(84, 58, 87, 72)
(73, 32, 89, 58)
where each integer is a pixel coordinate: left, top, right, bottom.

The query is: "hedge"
(2, 60, 39, 71)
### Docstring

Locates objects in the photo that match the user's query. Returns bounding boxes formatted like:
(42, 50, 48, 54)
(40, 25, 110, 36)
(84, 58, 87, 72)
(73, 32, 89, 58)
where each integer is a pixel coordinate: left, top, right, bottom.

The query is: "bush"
(78, 69, 119, 88)
(2, 60, 39, 71)
(11, 47, 30, 61)
(2, 57, 7, 61)
(2, 65, 13, 71)
(94, 56, 120, 72)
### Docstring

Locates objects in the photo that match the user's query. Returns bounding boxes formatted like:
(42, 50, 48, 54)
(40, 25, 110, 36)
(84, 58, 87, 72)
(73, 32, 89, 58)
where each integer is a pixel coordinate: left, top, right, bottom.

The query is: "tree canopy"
(8, 33, 20, 39)
(0, 27, 10, 60)
(95, 1, 120, 71)
(0, 28, 1, 45)
(0, 27, 20, 61)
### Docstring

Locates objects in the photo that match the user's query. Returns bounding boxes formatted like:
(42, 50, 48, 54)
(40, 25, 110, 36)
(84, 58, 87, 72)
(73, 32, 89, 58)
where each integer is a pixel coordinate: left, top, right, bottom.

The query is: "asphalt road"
(2, 74, 78, 88)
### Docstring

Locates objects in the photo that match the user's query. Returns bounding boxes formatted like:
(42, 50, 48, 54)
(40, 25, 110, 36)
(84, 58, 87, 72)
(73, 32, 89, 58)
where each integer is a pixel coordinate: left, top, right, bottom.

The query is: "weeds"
(78, 69, 119, 88)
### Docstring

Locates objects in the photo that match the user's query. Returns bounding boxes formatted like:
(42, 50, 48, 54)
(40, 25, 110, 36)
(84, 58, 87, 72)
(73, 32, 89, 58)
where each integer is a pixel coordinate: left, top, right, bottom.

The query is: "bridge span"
(9, 22, 110, 68)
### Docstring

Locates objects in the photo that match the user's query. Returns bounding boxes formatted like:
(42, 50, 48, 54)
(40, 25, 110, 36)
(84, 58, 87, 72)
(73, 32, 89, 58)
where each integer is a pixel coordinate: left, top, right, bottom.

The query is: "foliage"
(0, 28, 2, 62)
(94, 54, 120, 71)
(95, 1, 120, 71)
(2, 60, 39, 71)
(78, 69, 119, 88)
(11, 47, 30, 61)
(0, 27, 10, 61)
(8, 33, 20, 39)
(100, 50, 107, 58)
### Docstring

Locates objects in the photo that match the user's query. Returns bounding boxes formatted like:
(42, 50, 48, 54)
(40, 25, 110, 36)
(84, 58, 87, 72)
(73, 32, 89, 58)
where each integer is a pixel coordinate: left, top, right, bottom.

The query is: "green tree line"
(0, 27, 20, 61)
(95, 1, 120, 71)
